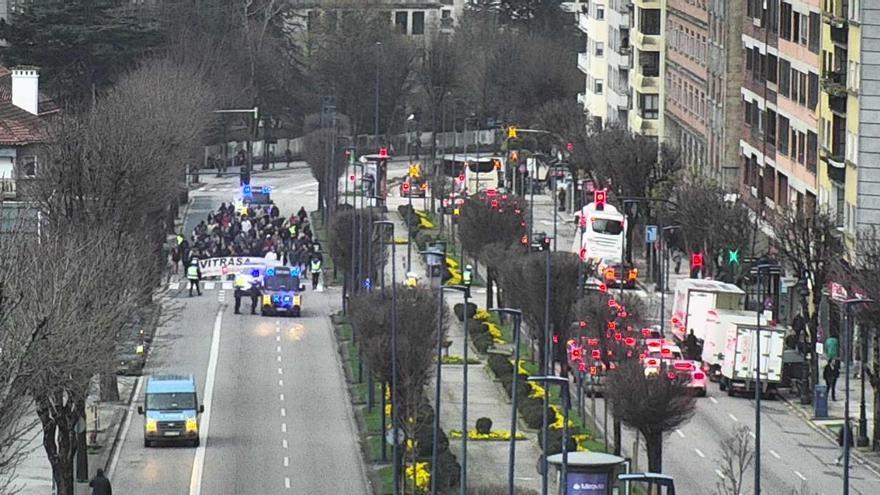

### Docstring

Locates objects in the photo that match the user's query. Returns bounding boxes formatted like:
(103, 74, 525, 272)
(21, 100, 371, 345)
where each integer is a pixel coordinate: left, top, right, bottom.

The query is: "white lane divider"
(280, 393, 285, 401)
(281, 408, 286, 417)
(794, 470, 806, 481)
(107, 376, 144, 479)
(188, 309, 223, 495)
(715, 469, 725, 479)
(728, 413, 738, 422)
(769, 449, 781, 459)
(279, 379, 284, 386)
(282, 439, 288, 449)
(709, 397, 719, 404)
(204, 282, 215, 290)
(282, 423, 287, 433)
(285, 477, 291, 489)
(675, 429, 685, 438)
(694, 448, 706, 458)
(284, 456, 289, 467)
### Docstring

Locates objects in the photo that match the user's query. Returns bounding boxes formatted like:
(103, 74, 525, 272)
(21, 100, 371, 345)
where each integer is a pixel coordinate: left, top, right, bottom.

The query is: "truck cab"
(137, 374, 204, 447)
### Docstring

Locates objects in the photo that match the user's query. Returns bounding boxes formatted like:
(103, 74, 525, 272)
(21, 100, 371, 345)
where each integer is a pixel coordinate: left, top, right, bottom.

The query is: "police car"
(260, 266, 305, 317)
(233, 185, 273, 216)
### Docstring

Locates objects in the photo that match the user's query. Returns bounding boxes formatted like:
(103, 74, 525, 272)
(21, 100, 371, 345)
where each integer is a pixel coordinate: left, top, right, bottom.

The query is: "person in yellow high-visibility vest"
(233, 273, 251, 314)
(462, 264, 473, 287)
(187, 259, 202, 297)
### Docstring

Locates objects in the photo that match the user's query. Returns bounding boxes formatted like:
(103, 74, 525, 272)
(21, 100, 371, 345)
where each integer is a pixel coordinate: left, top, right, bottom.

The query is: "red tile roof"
(0, 99, 46, 146)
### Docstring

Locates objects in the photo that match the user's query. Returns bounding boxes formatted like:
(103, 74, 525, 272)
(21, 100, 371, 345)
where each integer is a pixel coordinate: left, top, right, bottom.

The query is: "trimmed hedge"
(453, 302, 478, 321)
(538, 426, 581, 455)
(475, 417, 493, 434)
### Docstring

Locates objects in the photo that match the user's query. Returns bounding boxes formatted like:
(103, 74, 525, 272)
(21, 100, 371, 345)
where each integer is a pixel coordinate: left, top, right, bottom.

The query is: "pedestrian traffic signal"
(457, 173, 466, 183)
(492, 159, 502, 170)
(510, 150, 519, 163)
(691, 252, 704, 279)
(420, 182, 428, 191)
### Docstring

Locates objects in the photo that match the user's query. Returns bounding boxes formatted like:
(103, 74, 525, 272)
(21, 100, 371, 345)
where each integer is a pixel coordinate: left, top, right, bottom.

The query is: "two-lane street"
(110, 170, 370, 494)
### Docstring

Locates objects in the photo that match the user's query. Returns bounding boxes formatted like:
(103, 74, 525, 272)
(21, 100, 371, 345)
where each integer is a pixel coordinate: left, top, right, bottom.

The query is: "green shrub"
(436, 450, 460, 490)
(471, 332, 492, 353)
(538, 426, 581, 455)
(475, 417, 493, 434)
(453, 302, 478, 321)
(487, 354, 514, 378)
(518, 398, 557, 429)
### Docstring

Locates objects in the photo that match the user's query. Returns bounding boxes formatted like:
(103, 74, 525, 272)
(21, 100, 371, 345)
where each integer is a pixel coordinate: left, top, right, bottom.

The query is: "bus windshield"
(592, 218, 624, 235)
(265, 275, 300, 291)
(468, 160, 497, 174)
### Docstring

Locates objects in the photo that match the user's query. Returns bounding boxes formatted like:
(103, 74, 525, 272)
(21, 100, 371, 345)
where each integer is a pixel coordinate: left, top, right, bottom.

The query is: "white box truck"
(701, 309, 769, 380)
(670, 279, 746, 344)
(719, 323, 786, 397)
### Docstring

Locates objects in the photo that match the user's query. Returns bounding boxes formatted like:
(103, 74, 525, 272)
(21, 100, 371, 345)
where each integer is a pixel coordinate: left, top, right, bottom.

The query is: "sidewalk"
(14, 376, 137, 495)
(383, 195, 543, 492)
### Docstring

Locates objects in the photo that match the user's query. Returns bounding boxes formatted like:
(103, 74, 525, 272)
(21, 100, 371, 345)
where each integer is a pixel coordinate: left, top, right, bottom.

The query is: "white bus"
(575, 201, 626, 266)
(439, 154, 502, 194)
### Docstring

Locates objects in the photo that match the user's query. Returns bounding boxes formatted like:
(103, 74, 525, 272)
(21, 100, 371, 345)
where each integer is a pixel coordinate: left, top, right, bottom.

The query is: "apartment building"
(739, 0, 821, 214)
(629, 0, 665, 137)
(664, 0, 743, 187)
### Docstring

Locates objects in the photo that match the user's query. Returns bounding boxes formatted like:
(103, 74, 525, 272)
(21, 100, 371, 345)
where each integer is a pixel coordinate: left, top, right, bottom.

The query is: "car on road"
(260, 266, 305, 317)
(600, 262, 638, 289)
(669, 360, 708, 397)
(399, 176, 427, 198)
(233, 188, 272, 216)
(138, 374, 204, 447)
(115, 344, 145, 376)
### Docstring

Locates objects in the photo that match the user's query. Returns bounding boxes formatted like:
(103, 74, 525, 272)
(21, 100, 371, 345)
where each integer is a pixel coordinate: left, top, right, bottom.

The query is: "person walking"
(686, 329, 700, 361)
(824, 359, 841, 401)
(170, 246, 181, 274)
(187, 258, 202, 297)
(233, 273, 250, 314)
(835, 419, 855, 465)
(250, 279, 262, 315)
(89, 468, 112, 495)
(310, 254, 323, 290)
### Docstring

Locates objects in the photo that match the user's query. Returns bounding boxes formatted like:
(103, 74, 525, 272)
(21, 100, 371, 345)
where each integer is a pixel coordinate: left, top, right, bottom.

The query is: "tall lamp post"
(490, 308, 524, 495)
(373, 220, 401, 495)
(658, 225, 681, 334)
(541, 235, 553, 495)
(528, 375, 571, 495)
(440, 285, 472, 495)
(837, 293, 873, 495)
(374, 42, 382, 149)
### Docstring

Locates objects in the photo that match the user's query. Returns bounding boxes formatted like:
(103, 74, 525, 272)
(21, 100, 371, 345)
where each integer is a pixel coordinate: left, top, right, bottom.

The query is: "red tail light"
(661, 348, 672, 356)
(673, 361, 693, 371)
(624, 337, 636, 347)
(587, 338, 599, 346)
(641, 328, 652, 337)
(578, 362, 587, 372)
(598, 283, 607, 293)
(646, 358, 659, 366)
(608, 298, 618, 308)
(614, 332, 623, 341)
(591, 350, 601, 359)
(693, 372, 706, 380)
(667, 372, 677, 380)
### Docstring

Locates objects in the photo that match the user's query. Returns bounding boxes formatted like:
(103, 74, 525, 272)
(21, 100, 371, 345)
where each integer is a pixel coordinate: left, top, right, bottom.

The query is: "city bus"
(439, 154, 502, 194)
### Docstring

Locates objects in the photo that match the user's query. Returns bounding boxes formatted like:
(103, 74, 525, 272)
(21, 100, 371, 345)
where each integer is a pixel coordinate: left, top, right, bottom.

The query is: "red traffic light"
(598, 283, 607, 293)
(624, 337, 637, 347)
(349, 175, 356, 182)
(578, 247, 587, 261)
(402, 182, 410, 193)
(490, 199, 499, 209)
(607, 321, 617, 331)
(578, 362, 587, 372)
(457, 173, 466, 183)
(691, 252, 704, 269)
(591, 349, 601, 359)
(379, 147, 389, 158)
(579, 321, 587, 328)
(566, 142, 574, 152)
(552, 334, 559, 344)
(570, 348, 583, 361)
(520, 235, 529, 245)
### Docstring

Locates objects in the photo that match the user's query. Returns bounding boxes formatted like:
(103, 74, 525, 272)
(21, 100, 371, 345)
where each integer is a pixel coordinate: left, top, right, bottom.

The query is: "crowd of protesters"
(170, 201, 322, 277)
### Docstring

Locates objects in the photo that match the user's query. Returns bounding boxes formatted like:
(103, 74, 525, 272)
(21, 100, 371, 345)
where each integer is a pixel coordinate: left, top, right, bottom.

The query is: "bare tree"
(715, 426, 754, 495)
(772, 207, 844, 402)
(327, 208, 385, 308)
(605, 360, 697, 472)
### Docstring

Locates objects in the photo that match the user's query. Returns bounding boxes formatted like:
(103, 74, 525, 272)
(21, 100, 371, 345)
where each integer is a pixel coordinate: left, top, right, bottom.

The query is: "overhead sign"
(645, 225, 658, 243)
(196, 257, 282, 278)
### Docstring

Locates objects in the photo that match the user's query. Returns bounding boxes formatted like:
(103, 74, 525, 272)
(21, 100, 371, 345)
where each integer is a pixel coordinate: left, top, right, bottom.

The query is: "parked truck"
(701, 309, 769, 380)
(719, 323, 786, 397)
(670, 279, 746, 345)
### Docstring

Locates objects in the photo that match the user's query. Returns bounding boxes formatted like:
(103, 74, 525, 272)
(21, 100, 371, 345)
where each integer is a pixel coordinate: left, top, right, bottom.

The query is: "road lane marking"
(204, 281, 215, 290)
(794, 470, 806, 481)
(278, 367, 283, 375)
(279, 379, 284, 386)
(676, 429, 685, 438)
(749, 431, 756, 439)
(694, 448, 706, 458)
(277, 346, 281, 352)
(107, 376, 143, 479)
(281, 408, 286, 417)
(769, 449, 781, 459)
(282, 439, 288, 449)
(715, 469, 725, 479)
(285, 477, 291, 489)
(188, 309, 223, 495)
(277, 355, 282, 362)
(280, 393, 285, 401)
(284, 456, 289, 467)
(709, 397, 718, 404)
(276, 335, 281, 341)
(728, 413, 738, 422)
(282, 423, 287, 432)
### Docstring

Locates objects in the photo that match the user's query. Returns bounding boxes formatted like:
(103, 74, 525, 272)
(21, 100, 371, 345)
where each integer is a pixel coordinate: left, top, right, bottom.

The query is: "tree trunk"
(646, 431, 663, 473)
(38, 397, 76, 495)
(485, 267, 494, 309)
(613, 417, 622, 456)
(873, 378, 880, 451)
(100, 373, 119, 402)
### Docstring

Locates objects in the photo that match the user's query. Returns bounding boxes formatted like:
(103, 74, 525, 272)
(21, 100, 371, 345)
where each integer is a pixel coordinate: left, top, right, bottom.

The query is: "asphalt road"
(109, 169, 370, 494)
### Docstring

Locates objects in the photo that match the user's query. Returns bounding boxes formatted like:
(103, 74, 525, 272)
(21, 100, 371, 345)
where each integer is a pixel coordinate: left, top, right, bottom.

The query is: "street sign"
(363, 278, 373, 290)
(763, 296, 775, 311)
(645, 225, 658, 243)
(829, 282, 848, 303)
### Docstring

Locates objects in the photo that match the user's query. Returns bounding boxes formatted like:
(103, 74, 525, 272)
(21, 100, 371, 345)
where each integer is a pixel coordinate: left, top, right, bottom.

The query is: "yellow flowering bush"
(405, 462, 430, 493)
(572, 433, 592, 452)
(485, 322, 505, 344)
(439, 355, 480, 365)
(473, 309, 492, 321)
(446, 257, 459, 269)
(549, 405, 575, 430)
(528, 382, 546, 400)
(449, 429, 526, 441)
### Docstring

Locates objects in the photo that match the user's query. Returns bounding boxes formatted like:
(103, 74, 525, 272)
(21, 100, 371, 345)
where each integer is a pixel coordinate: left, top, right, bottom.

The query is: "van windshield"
(591, 218, 624, 235)
(146, 392, 197, 411)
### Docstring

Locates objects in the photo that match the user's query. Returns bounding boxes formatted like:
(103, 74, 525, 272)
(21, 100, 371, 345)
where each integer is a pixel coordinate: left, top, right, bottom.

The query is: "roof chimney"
(11, 66, 39, 115)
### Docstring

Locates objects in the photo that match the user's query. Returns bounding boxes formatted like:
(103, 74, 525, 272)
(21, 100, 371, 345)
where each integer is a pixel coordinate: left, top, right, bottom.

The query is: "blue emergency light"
(267, 268, 276, 277)
(261, 186, 272, 194)
(243, 185, 252, 196)
(283, 295, 292, 304)
(251, 269, 260, 277)
(291, 267, 301, 277)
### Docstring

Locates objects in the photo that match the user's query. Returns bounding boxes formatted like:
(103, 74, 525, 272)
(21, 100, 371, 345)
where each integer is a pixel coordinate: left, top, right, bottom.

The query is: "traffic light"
(492, 158, 502, 170)
(420, 182, 428, 191)
(378, 147, 389, 158)
(457, 173, 466, 184)
(691, 252, 704, 278)
(727, 249, 740, 265)
(566, 142, 574, 152)
(507, 126, 518, 139)
(542, 236, 551, 249)
(510, 150, 519, 163)
(594, 189, 607, 210)
(402, 182, 411, 194)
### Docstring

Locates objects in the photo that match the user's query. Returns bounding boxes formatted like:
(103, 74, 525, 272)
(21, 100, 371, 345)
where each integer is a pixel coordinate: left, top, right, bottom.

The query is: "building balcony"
(607, 88, 629, 111)
(821, 142, 846, 168)
(578, 52, 590, 74)
(823, 1, 849, 27)
(831, 23, 848, 47)
(608, 49, 631, 70)
(634, 32, 662, 50)
(578, 12, 589, 33)
(577, 92, 587, 107)
(0, 178, 16, 200)
(630, 113, 659, 136)
(633, 72, 660, 91)
(822, 71, 848, 112)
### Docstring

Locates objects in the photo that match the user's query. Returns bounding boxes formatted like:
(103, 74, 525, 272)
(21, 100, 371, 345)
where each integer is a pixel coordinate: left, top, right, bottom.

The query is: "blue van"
(137, 374, 204, 447)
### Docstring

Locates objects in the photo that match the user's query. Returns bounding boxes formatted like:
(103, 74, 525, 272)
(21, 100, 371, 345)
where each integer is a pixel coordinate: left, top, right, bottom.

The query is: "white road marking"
(280, 393, 285, 401)
(282, 439, 288, 449)
(188, 310, 223, 495)
(221, 281, 233, 290)
(709, 397, 719, 404)
(107, 376, 143, 479)
(277, 355, 282, 362)
(279, 379, 284, 386)
(283, 456, 289, 467)
(769, 449, 781, 459)
(676, 429, 685, 438)
(276, 335, 281, 341)
(749, 431, 756, 439)
(282, 423, 287, 432)
(715, 469, 725, 479)
(281, 408, 286, 417)
(204, 282, 215, 290)
(169, 281, 180, 290)
(728, 413, 738, 422)
(694, 448, 706, 458)
(277, 346, 281, 352)
(794, 470, 806, 481)
(278, 367, 283, 375)
(285, 477, 291, 489)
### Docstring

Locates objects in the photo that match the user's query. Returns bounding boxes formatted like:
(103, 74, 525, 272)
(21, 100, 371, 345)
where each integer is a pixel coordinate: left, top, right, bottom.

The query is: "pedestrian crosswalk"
(196, 182, 318, 194)
(168, 280, 233, 291)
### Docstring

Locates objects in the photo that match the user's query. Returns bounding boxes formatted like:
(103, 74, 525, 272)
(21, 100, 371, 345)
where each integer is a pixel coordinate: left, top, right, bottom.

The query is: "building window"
(597, 6, 605, 20)
(780, 2, 792, 41)
(807, 131, 818, 173)
(640, 51, 660, 77)
(766, 109, 777, 146)
(21, 156, 37, 178)
(394, 11, 408, 34)
(808, 12, 820, 53)
(640, 93, 659, 119)
(744, 98, 752, 126)
(835, 184, 845, 226)
(768, 54, 778, 84)
(778, 173, 789, 205)
(640, 8, 661, 35)
(595, 79, 604, 95)
(778, 116, 790, 155)
(596, 42, 604, 57)
(778, 59, 791, 97)
(411, 11, 425, 35)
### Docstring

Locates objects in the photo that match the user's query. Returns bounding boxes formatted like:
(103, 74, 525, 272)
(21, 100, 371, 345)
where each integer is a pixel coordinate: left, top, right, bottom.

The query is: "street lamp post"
(659, 226, 681, 334)
(490, 308, 524, 495)
(449, 285, 472, 495)
(375, 42, 382, 149)
(528, 376, 571, 495)
(838, 295, 873, 495)
(430, 286, 446, 495)
(373, 220, 401, 495)
(858, 324, 870, 447)
(541, 237, 553, 495)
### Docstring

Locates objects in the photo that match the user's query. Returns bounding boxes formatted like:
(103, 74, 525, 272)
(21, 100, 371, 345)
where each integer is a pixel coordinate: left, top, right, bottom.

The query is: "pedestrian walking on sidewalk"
(835, 419, 854, 465)
(824, 359, 840, 401)
(89, 468, 112, 495)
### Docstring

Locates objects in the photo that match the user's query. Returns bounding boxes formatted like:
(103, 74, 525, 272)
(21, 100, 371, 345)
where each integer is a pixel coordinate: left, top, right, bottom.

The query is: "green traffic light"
(728, 249, 740, 265)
